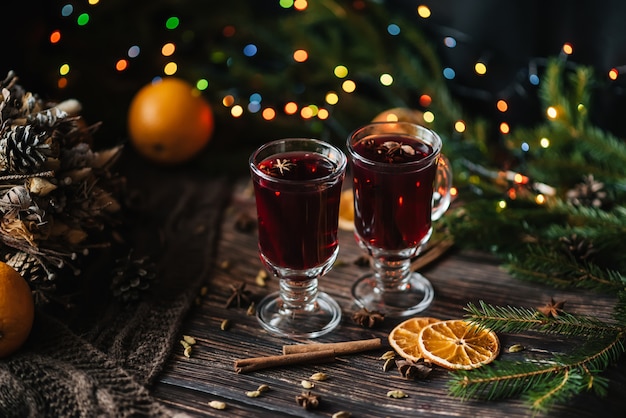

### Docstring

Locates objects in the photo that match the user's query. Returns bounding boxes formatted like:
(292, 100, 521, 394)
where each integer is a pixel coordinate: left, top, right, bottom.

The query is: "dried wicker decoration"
(0, 71, 124, 306)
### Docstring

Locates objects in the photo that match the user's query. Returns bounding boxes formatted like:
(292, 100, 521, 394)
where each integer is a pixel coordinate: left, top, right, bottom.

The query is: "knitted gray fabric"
(0, 160, 231, 418)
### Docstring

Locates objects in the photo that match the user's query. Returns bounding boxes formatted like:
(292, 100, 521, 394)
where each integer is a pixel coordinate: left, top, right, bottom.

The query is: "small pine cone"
(0, 125, 57, 173)
(559, 234, 597, 261)
(110, 254, 157, 303)
(5, 251, 48, 282)
(566, 174, 607, 208)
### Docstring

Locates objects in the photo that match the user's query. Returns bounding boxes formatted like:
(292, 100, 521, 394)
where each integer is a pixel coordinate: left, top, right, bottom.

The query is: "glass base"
(351, 272, 434, 317)
(256, 291, 342, 338)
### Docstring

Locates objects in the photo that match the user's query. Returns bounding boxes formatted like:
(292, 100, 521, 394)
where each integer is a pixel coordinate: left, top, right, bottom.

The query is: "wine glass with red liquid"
(347, 122, 452, 317)
(250, 138, 346, 338)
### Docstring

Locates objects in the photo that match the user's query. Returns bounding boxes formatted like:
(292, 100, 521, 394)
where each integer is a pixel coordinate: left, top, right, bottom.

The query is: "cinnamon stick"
(282, 338, 382, 355)
(410, 237, 454, 271)
(234, 349, 335, 373)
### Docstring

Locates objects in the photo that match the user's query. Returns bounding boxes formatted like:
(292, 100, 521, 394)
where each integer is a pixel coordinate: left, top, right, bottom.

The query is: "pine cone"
(110, 253, 157, 303)
(0, 125, 57, 173)
(559, 234, 597, 261)
(566, 174, 607, 208)
(5, 251, 47, 281)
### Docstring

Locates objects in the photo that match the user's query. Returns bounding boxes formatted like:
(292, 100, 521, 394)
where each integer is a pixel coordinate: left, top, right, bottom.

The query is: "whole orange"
(128, 77, 214, 165)
(0, 262, 35, 358)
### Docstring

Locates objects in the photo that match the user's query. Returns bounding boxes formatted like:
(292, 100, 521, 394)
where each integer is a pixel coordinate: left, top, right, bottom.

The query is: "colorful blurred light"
(50, 30, 61, 44)
(342, 80, 356, 93)
(115, 59, 128, 71)
(293, 49, 308, 62)
(334, 65, 348, 78)
(379, 73, 393, 86)
(166, 16, 180, 30)
(77, 13, 90, 26)
(562, 43, 573, 55)
(325, 92, 339, 105)
(262, 108, 276, 120)
(417, 5, 431, 18)
(161, 43, 176, 57)
(164, 62, 177, 75)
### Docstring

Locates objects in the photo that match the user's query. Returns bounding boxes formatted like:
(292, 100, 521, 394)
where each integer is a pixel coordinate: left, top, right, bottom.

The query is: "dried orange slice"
(388, 317, 441, 362)
(418, 319, 500, 370)
(338, 189, 354, 231)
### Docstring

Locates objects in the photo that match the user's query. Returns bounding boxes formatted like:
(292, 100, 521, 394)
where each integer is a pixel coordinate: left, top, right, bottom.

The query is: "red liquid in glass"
(351, 134, 437, 250)
(254, 151, 342, 272)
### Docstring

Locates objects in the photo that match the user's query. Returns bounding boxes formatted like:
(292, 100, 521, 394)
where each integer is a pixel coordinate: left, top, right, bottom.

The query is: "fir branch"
(449, 329, 625, 412)
(504, 246, 625, 292)
(465, 301, 623, 337)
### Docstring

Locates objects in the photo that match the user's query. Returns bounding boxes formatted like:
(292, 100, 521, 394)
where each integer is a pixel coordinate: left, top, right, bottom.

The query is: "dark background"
(3, 0, 626, 147)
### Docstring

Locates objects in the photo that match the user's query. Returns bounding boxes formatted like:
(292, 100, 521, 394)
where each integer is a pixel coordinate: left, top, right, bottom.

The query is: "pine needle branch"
(465, 301, 624, 337)
(449, 328, 626, 412)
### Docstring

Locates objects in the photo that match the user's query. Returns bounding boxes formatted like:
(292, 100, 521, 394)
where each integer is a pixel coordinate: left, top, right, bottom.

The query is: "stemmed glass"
(347, 122, 452, 317)
(249, 138, 346, 338)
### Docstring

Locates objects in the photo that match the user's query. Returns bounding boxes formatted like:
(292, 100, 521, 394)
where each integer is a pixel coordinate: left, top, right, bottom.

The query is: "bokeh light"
(163, 62, 178, 75)
(166, 16, 180, 30)
(342, 80, 356, 93)
(379, 73, 393, 86)
(562, 43, 573, 55)
(325, 92, 339, 105)
(419, 94, 432, 107)
(262, 108, 276, 120)
(50, 30, 61, 44)
(115, 59, 128, 71)
(334, 65, 348, 78)
(293, 49, 308, 62)
(77, 13, 90, 26)
(161, 43, 176, 57)
(417, 5, 431, 18)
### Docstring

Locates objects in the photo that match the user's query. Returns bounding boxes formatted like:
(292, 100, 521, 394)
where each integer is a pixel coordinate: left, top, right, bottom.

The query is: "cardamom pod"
(208, 400, 226, 410)
(387, 390, 408, 399)
(246, 390, 261, 398)
(220, 319, 231, 331)
(257, 384, 270, 392)
(379, 350, 396, 360)
(183, 335, 196, 345)
(508, 344, 525, 353)
(332, 411, 352, 418)
(310, 372, 328, 381)
(301, 380, 314, 389)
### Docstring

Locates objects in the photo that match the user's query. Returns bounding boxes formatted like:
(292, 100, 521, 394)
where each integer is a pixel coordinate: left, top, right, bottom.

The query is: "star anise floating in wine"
(274, 158, 294, 175)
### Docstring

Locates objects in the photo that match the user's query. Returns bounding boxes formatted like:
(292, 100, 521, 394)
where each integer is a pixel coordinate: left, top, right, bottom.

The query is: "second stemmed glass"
(347, 122, 452, 317)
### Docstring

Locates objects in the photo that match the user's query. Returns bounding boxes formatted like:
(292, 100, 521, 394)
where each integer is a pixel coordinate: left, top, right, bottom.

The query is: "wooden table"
(151, 182, 626, 417)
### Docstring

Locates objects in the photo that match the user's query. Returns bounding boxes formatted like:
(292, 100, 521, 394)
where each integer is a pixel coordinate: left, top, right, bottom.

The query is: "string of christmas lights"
(44, 1, 626, 145)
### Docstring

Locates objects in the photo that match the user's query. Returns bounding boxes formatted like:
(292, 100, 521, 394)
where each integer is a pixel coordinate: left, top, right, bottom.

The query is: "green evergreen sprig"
(449, 301, 626, 413)
(464, 301, 621, 337)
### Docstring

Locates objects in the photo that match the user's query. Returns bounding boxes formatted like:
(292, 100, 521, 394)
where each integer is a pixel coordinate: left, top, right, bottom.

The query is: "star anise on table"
(537, 298, 566, 318)
(225, 282, 251, 309)
(352, 307, 385, 328)
(295, 391, 320, 410)
(396, 359, 432, 380)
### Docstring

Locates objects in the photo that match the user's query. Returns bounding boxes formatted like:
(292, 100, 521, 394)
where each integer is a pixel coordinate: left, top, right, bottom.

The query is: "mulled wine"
(254, 150, 343, 272)
(346, 122, 452, 317)
(351, 133, 437, 251)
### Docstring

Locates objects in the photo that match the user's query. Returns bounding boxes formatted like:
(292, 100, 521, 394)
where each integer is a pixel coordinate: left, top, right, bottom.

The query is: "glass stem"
(279, 278, 319, 312)
(373, 257, 412, 292)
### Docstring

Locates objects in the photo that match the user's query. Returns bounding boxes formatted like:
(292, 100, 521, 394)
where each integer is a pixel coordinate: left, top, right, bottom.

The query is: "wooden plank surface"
(151, 182, 626, 417)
